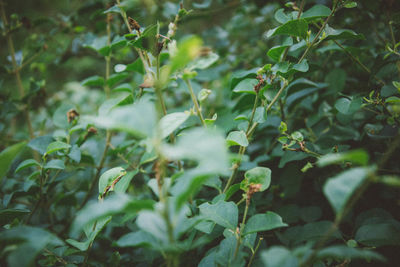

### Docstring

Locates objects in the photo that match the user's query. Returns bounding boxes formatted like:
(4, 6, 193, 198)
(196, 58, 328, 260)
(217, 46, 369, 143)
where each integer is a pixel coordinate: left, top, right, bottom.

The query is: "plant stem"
(1, 0, 35, 140)
(246, 94, 259, 135)
(234, 198, 250, 259)
(332, 40, 386, 86)
(298, 0, 339, 64)
(247, 237, 263, 267)
(297, 0, 306, 19)
(184, 79, 206, 127)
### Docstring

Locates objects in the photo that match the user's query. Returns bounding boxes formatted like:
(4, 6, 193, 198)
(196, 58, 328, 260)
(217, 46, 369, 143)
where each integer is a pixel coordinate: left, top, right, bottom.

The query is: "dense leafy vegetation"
(1, 0, 400, 266)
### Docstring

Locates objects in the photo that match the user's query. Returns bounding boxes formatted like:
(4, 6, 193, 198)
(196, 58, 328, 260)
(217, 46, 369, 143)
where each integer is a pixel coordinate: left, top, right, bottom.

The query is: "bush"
(1, 0, 400, 266)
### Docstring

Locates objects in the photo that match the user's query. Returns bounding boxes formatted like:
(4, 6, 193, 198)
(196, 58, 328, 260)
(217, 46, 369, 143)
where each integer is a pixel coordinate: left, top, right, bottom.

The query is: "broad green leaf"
(230, 68, 257, 90)
(164, 128, 229, 207)
(66, 216, 112, 251)
(98, 167, 127, 194)
(15, 159, 40, 173)
(0, 142, 26, 180)
(45, 141, 71, 155)
(318, 149, 369, 167)
(261, 246, 298, 267)
(325, 68, 346, 93)
(114, 170, 138, 194)
(243, 212, 288, 235)
(267, 19, 308, 39)
(274, 8, 291, 24)
(28, 136, 53, 155)
(52, 103, 75, 129)
(71, 193, 154, 235)
(0, 209, 30, 226)
(233, 78, 258, 94)
(81, 75, 104, 87)
(110, 35, 127, 51)
(130, 24, 157, 53)
(112, 83, 133, 93)
(355, 221, 400, 247)
(301, 5, 331, 21)
(253, 107, 266, 123)
(226, 130, 248, 147)
(334, 97, 362, 114)
(0, 226, 63, 267)
(116, 230, 159, 248)
(188, 52, 219, 70)
(195, 220, 216, 234)
(44, 159, 65, 170)
(83, 35, 110, 56)
(323, 167, 372, 215)
(159, 112, 190, 139)
(324, 25, 364, 40)
(199, 200, 238, 230)
(385, 96, 400, 103)
(241, 167, 272, 192)
(267, 37, 293, 62)
(317, 245, 385, 262)
(87, 97, 157, 139)
(169, 36, 202, 74)
(107, 72, 129, 87)
(291, 131, 303, 142)
(126, 58, 145, 74)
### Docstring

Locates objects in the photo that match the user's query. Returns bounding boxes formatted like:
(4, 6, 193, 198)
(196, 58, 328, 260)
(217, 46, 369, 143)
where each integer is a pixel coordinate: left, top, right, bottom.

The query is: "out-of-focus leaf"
(199, 200, 238, 230)
(243, 212, 287, 235)
(159, 112, 190, 139)
(318, 149, 369, 167)
(0, 142, 26, 181)
(267, 19, 308, 39)
(226, 130, 248, 147)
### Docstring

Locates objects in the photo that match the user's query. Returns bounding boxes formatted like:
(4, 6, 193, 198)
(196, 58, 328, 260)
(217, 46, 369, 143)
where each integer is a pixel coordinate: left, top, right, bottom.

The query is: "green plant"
(1, 0, 400, 266)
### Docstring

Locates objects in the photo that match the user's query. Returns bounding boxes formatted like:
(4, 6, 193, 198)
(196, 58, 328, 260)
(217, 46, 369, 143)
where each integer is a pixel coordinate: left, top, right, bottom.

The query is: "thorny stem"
(298, 0, 339, 64)
(1, 0, 35, 141)
(184, 79, 206, 127)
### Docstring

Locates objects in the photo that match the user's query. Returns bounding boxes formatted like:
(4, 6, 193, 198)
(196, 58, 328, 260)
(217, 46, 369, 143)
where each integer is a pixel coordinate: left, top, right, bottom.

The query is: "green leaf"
(0, 209, 30, 226)
(44, 159, 65, 170)
(241, 167, 272, 192)
(116, 230, 159, 248)
(0, 142, 26, 180)
(318, 149, 369, 167)
(279, 121, 288, 133)
(267, 19, 308, 39)
(325, 68, 346, 93)
(343, 1, 357, 8)
(98, 167, 127, 194)
(254, 107, 266, 123)
(323, 167, 372, 215)
(334, 97, 362, 114)
(71, 193, 154, 235)
(226, 131, 249, 147)
(188, 52, 219, 70)
(355, 221, 400, 247)
(261, 246, 298, 267)
(385, 96, 400, 103)
(130, 24, 157, 53)
(112, 83, 133, 93)
(107, 72, 129, 87)
(81, 75, 105, 87)
(170, 36, 202, 74)
(317, 245, 385, 262)
(159, 112, 190, 139)
(243, 212, 288, 235)
(199, 200, 238, 230)
(45, 141, 71, 155)
(291, 131, 303, 142)
(83, 35, 110, 56)
(126, 58, 145, 74)
(114, 170, 138, 194)
(274, 8, 291, 24)
(103, 5, 121, 14)
(301, 5, 331, 21)
(52, 103, 75, 129)
(28, 136, 53, 155)
(15, 159, 40, 173)
(233, 78, 258, 94)
(0, 226, 64, 267)
(87, 97, 157, 139)
(267, 37, 293, 62)
(324, 25, 365, 40)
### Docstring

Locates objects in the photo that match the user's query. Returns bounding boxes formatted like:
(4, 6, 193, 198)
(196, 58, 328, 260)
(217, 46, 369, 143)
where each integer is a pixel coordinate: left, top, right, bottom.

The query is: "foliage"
(1, 0, 400, 266)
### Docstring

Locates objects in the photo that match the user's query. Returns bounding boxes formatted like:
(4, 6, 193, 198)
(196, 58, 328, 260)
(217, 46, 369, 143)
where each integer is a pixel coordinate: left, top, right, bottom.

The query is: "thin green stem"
(298, 0, 339, 64)
(246, 94, 259, 135)
(247, 237, 263, 267)
(184, 79, 206, 127)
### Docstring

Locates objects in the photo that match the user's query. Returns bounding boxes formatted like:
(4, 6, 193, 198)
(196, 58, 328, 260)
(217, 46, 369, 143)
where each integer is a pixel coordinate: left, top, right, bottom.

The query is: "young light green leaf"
(169, 36, 202, 74)
(243, 212, 288, 235)
(291, 131, 304, 142)
(81, 75, 105, 87)
(116, 230, 159, 248)
(226, 131, 249, 147)
(188, 52, 219, 70)
(323, 167, 372, 215)
(199, 200, 238, 230)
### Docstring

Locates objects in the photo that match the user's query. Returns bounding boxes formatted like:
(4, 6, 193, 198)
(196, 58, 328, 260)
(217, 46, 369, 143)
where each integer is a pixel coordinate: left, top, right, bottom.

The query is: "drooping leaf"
(318, 149, 369, 167)
(98, 167, 127, 195)
(226, 130, 249, 147)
